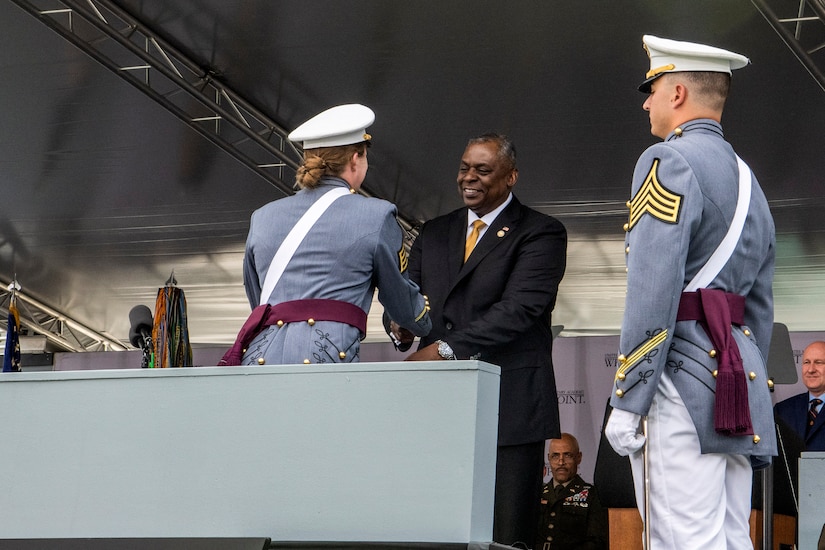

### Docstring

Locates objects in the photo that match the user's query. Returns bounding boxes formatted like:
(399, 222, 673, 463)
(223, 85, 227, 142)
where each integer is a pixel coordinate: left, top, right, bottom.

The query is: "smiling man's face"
(802, 341, 825, 395)
(457, 141, 517, 217)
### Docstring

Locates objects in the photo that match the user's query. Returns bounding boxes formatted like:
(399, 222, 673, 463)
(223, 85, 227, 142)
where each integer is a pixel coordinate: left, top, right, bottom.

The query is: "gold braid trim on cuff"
(414, 305, 430, 322)
(616, 329, 668, 382)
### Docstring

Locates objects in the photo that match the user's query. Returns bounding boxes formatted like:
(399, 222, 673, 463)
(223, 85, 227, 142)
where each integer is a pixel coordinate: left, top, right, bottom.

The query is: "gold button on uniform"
(623, 223, 629, 232)
(749, 371, 757, 380)
(303, 359, 310, 364)
(257, 357, 265, 365)
(617, 372, 626, 381)
(307, 318, 315, 326)
(277, 320, 284, 327)
(618, 355, 627, 364)
(767, 379, 775, 390)
(743, 329, 751, 336)
(713, 370, 718, 378)
(753, 435, 761, 444)
(709, 349, 717, 358)
(616, 389, 624, 398)
(339, 351, 347, 359)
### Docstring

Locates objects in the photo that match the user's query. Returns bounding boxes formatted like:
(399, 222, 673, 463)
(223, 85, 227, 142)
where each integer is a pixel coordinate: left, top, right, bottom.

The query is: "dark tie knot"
(811, 398, 823, 410)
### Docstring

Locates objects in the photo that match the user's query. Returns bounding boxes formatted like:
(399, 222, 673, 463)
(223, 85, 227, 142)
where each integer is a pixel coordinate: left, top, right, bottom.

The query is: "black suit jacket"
(774, 392, 825, 452)
(409, 195, 567, 445)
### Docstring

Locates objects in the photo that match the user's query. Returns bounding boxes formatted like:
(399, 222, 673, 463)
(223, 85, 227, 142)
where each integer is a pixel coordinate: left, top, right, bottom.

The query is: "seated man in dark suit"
(775, 341, 825, 451)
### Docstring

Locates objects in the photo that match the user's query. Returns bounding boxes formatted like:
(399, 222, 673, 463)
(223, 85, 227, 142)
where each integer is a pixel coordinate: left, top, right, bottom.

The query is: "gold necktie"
(464, 220, 486, 262)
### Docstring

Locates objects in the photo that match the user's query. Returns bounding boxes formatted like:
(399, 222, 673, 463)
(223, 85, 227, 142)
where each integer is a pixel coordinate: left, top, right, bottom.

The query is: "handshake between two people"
(386, 318, 443, 362)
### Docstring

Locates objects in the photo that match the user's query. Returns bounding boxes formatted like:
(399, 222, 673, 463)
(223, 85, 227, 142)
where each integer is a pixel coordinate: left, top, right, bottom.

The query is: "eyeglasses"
(549, 452, 577, 463)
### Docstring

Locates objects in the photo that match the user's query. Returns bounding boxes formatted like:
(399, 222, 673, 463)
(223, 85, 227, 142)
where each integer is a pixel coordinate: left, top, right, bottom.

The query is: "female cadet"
(220, 104, 431, 366)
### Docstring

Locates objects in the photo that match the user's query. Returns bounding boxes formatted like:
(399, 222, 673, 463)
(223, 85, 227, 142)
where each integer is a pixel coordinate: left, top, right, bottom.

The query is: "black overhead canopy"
(0, 0, 823, 352)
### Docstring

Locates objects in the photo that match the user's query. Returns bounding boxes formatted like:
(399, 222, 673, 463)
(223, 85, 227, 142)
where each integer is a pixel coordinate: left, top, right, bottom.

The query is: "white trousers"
(629, 374, 753, 550)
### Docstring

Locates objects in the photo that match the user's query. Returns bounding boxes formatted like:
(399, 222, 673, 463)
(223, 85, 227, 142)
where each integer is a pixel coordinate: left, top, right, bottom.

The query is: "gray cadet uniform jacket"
(610, 119, 777, 462)
(241, 177, 431, 365)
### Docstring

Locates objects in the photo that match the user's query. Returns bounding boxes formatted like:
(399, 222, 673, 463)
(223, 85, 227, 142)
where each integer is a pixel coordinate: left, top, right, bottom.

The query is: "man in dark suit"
(775, 341, 825, 451)
(391, 133, 567, 547)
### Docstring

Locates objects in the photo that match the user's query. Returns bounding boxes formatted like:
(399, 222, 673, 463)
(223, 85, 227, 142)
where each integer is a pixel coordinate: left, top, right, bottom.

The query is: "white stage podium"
(799, 451, 825, 550)
(0, 361, 500, 545)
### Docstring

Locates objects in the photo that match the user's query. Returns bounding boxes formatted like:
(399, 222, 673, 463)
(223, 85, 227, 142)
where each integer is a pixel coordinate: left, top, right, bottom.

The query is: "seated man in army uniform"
(535, 433, 608, 550)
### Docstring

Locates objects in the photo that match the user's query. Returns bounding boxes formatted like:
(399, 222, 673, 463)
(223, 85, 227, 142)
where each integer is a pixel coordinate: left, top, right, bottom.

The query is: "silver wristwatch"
(436, 339, 456, 360)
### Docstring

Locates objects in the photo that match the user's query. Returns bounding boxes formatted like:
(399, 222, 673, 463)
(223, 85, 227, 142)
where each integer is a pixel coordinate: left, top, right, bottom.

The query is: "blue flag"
(3, 298, 21, 372)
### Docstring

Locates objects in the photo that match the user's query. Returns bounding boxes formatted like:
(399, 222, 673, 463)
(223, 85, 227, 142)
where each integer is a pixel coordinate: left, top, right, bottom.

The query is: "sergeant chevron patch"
(628, 158, 683, 230)
(398, 247, 409, 273)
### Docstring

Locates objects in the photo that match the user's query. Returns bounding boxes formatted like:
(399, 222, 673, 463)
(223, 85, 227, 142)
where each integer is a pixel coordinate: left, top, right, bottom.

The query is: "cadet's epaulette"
(614, 329, 668, 397)
(627, 158, 683, 231)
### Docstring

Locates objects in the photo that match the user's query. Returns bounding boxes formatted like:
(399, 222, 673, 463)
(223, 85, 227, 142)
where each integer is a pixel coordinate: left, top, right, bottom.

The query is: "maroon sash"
(676, 289, 753, 436)
(218, 299, 367, 366)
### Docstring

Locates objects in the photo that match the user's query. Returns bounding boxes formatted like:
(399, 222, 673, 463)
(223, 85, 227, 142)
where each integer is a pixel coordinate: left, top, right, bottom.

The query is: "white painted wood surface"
(799, 451, 825, 549)
(0, 361, 500, 543)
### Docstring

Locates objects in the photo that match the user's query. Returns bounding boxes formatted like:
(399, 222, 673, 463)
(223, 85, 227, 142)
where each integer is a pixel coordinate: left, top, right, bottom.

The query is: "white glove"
(605, 408, 646, 456)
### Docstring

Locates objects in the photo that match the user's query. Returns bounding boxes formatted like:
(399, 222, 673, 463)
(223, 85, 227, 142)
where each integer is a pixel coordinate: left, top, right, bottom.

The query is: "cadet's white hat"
(288, 103, 374, 149)
(639, 35, 750, 92)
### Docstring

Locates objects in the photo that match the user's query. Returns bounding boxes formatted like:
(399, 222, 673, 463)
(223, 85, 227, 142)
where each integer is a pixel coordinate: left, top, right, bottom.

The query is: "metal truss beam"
(9, 0, 421, 237)
(4, 0, 423, 353)
(752, 0, 825, 93)
(1, 281, 126, 353)
(9, 0, 303, 197)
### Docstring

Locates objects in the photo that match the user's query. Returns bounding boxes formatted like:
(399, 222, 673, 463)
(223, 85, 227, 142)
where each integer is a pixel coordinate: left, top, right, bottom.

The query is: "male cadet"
(775, 341, 825, 451)
(536, 433, 607, 550)
(605, 36, 777, 549)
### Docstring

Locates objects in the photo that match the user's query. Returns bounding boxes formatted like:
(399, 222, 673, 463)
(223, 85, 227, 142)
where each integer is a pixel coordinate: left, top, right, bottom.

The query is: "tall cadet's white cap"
(639, 35, 750, 92)
(288, 103, 375, 149)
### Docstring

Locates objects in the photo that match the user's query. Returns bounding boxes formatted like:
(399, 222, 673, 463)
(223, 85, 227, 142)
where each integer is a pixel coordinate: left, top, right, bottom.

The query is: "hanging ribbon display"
(3, 279, 22, 373)
(151, 272, 192, 368)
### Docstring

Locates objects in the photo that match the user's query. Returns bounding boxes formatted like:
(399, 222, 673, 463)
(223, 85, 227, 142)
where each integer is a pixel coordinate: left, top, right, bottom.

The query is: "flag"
(3, 296, 21, 372)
